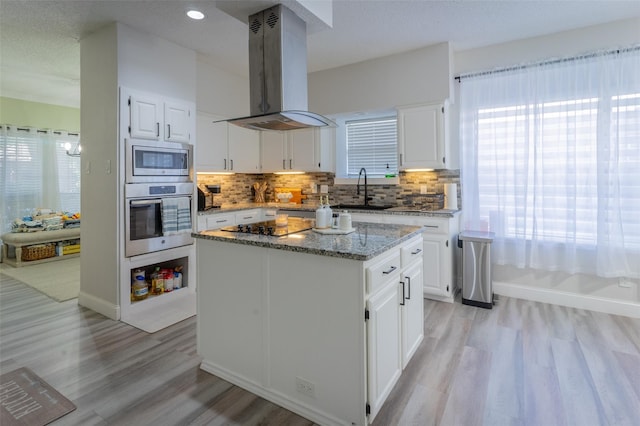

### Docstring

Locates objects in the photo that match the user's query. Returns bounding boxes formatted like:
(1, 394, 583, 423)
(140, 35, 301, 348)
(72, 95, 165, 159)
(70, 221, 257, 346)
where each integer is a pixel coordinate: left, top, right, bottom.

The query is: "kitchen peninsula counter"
(195, 221, 425, 425)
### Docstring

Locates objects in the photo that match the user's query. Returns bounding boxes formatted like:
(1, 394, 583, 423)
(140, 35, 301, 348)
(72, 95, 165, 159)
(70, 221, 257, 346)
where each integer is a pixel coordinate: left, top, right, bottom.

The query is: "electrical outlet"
(295, 376, 316, 398)
(420, 185, 428, 194)
(320, 184, 328, 194)
(618, 278, 632, 288)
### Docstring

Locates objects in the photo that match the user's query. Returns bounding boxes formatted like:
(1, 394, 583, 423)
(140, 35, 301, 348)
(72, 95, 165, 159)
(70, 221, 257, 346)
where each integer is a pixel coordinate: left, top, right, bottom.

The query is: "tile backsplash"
(197, 170, 460, 210)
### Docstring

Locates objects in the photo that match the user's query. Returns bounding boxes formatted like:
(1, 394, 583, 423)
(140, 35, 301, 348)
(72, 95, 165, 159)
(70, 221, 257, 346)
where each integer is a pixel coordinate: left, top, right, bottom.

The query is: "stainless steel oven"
(125, 182, 194, 257)
(125, 139, 192, 183)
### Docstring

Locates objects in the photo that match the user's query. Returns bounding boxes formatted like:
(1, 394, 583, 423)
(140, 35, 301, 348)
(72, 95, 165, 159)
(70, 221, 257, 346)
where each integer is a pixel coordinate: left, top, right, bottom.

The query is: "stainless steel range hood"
(227, 4, 334, 131)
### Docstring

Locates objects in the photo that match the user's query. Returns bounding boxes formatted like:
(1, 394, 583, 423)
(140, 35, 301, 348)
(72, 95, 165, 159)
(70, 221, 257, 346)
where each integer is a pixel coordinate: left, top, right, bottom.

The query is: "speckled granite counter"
(193, 221, 422, 261)
(197, 202, 459, 218)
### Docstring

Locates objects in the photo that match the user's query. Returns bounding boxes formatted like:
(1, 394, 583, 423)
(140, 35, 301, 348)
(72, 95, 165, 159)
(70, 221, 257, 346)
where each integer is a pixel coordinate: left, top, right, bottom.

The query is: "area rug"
(0, 257, 79, 302)
(0, 367, 76, 426)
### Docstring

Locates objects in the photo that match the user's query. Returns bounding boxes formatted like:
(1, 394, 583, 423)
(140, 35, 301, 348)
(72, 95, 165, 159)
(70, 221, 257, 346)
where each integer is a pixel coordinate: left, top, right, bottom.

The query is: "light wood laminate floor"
(1, 274, 639, 425)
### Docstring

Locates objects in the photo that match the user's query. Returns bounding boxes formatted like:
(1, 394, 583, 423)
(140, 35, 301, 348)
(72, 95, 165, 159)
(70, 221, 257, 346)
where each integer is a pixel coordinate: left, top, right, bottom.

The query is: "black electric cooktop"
(219, 217, 314, 237)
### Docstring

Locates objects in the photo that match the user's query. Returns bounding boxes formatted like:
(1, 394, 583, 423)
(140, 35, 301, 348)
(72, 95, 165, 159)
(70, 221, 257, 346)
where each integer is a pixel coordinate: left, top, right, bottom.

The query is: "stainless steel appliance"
(220, 217, 314, 237)
(197, 185, 221, 211)
(125, 182, 194, 257)
(459, 231, 495, 309)
(225, 4, 334, 131)
(125, 139, 192, 183)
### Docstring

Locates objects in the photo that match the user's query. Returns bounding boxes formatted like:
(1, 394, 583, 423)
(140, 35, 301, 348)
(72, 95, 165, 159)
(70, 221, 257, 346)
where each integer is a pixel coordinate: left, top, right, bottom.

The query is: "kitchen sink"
(333, 204, 395, 211)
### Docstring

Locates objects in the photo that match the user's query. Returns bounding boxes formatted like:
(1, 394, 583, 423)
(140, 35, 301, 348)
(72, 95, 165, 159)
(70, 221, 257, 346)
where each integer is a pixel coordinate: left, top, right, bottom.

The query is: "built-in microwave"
(125, 139, 192, 183)
(125, 182, 194, 257)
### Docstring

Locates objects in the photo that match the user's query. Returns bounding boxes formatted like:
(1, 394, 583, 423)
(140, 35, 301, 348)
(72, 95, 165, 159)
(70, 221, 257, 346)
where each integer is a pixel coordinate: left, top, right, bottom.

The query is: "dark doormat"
(0, 367, 76, 426)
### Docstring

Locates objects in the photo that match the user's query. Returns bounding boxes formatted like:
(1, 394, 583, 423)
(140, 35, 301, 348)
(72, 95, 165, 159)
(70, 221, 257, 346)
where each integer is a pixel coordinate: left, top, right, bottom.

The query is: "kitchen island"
(193, 221, 424, 425)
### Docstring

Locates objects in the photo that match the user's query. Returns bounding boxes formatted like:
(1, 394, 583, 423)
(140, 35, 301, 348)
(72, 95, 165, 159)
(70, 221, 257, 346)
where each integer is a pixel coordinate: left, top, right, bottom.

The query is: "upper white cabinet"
(195, 115, 260, 173)
(128, 91, 192, 143)
(163, 101, 191, 143)
(129, 93, 161, 140)
(397, 101, 448, 170)
(260, 127, 334, 173)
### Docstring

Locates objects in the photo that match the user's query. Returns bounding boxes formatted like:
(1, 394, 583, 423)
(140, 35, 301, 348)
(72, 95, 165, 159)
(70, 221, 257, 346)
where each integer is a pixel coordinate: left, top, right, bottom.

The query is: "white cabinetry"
(364, 242, 424, 420)
(351, 212, 460, 303)
(128, 90, 192, 143)
(365, 250, 403, 421)
(260, 127, 334, 173)
(196, 115, 260, 173)
(398, 102, 448, 170)
(196, 212, 235, 232)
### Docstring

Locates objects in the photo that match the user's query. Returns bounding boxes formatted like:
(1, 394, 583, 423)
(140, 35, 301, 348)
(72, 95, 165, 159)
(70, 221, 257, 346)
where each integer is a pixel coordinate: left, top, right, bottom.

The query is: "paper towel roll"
(444, 183, 458, 210)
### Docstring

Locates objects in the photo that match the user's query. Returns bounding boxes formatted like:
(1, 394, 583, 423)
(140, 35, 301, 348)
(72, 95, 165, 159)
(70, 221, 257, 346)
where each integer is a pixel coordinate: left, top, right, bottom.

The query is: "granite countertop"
(193, 221, 423, 261)
(197, 202, 460, 218)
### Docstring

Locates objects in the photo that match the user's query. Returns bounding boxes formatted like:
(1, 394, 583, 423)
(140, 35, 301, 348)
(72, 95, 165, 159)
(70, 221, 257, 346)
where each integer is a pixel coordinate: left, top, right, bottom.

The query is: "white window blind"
(346, 117, 398, 177)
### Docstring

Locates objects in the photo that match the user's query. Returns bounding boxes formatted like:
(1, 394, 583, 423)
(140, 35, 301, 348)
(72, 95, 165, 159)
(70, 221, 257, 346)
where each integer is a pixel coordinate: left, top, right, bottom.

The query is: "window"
(460, 47, 640, 278)
(345, 117, 398, 178)
(0, 126, 80, 232)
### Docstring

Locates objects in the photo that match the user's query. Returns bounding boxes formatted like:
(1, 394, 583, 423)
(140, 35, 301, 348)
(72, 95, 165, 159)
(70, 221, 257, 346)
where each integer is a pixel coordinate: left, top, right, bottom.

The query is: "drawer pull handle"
(382, 266, 397, 275)
(411, 248, 422, 255)
(216, 219, 226, 223)
(424, 225, 439, 229)
(399, 281, 406, 305)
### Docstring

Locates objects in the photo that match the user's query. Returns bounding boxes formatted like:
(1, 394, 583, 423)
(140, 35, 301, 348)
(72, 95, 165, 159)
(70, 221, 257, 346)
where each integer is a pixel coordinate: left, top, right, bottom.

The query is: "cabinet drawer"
(401, 238, 423, 267)
(420, 218, 449, 235)
(366, 251, 401, 296)
(206, 214, 235, 229)
(235, 210, 261, 224)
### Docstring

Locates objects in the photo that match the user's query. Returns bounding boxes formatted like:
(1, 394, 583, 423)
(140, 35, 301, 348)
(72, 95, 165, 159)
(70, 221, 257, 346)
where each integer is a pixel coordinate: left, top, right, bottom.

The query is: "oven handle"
(130, 199, 162, 206)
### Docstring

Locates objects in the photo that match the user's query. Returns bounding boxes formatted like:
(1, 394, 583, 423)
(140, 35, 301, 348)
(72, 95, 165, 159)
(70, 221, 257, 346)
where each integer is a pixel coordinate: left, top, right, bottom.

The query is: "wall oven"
(125, 139, 192, 183)
(125, 182, 194, 257)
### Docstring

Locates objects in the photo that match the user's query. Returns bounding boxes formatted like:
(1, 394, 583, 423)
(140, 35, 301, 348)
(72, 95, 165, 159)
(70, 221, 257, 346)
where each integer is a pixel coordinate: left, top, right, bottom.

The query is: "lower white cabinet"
(196, 212, 235, 231)
(366, 279, 402, 421)
(351, 212, 460, 303)
(365, 242, 424, 420)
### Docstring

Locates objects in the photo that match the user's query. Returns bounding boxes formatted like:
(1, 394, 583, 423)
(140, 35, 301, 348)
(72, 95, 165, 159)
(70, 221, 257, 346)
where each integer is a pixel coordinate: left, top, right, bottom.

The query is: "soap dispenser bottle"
(315, 196, 327, 228)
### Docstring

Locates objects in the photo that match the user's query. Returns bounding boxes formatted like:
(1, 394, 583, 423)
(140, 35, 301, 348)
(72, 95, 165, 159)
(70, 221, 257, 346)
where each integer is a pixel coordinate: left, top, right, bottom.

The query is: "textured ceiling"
(1, 0, 639, 108)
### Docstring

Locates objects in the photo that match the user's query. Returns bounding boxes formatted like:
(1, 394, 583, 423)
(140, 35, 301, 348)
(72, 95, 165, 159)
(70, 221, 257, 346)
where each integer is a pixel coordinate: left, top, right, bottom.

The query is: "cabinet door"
(366, 281, 402, 421)
(317, 127, 335, 172)
(422, 234, 451, 297)
(196, 116, 229, 172)
(164, 101, 191, 143)
(260, 131, 286, 172)
(228, 125, 260, 173)
(398, 103, 444, 170)
(287, 128, 317, 171)
(400, 261, 424, 368)
(129, 94, 161, 140)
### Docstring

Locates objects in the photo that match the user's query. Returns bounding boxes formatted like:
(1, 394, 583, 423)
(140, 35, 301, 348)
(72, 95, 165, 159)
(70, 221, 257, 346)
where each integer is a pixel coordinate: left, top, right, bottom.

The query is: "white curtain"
(0, 126, 81, 233)
(459, 47, 640, 279)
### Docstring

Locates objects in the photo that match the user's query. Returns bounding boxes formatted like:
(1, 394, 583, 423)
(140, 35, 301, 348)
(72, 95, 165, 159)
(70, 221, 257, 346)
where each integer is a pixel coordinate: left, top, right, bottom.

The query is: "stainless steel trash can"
(459, 231, 495, 309)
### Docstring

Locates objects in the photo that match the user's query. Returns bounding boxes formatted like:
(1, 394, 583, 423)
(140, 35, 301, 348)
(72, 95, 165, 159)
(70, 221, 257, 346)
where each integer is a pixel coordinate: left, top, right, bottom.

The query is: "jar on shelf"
(151, 267, 164, 294)
(132, 276, 148, 301)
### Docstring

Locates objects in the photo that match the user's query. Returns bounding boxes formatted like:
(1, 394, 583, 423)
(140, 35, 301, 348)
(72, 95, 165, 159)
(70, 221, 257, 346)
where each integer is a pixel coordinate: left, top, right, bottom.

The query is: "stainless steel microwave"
(125, 139, 192, 183)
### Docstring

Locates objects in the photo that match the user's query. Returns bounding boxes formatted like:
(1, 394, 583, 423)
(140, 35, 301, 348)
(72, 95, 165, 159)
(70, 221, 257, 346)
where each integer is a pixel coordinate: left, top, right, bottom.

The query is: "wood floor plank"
(523, 363, 567, 426)
(439, 345, 492, 426)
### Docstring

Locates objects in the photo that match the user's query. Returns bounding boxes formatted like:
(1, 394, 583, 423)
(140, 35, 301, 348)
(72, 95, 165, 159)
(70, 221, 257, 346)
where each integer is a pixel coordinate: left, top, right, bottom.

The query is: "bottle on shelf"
(132, 276, 148, 301)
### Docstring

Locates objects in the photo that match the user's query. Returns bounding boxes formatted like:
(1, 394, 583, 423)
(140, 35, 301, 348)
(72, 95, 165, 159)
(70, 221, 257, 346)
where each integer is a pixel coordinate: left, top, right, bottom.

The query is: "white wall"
(79, 22, 198, 320)
(308, 42, 452, 115)
(452, 18, 640, 317)
(116, 24, 196, 101)
(196, 54, 249, 118)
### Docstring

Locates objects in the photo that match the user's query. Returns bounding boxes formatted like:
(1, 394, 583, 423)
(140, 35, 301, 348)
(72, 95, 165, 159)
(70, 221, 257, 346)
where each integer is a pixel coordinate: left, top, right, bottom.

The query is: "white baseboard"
(493, 281, 640, 319)
(78, 291, 120, 320)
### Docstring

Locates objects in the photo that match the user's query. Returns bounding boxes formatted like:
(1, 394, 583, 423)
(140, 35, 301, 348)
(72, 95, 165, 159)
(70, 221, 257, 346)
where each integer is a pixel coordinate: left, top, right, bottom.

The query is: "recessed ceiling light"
(187, 10, 205, 20)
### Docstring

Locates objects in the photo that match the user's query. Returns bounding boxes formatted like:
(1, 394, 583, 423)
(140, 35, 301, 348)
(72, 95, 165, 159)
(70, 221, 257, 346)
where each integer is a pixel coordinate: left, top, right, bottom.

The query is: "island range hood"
(227, 4, 334, 131)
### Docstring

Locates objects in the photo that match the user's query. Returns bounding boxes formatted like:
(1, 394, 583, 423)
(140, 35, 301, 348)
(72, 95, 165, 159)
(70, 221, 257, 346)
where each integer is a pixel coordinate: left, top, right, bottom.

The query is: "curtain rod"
(455, 45, 640, 82)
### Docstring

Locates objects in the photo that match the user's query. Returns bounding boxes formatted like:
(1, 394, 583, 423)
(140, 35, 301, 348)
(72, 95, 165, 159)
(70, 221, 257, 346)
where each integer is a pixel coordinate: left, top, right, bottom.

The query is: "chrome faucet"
(356, 167, 370, 206)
